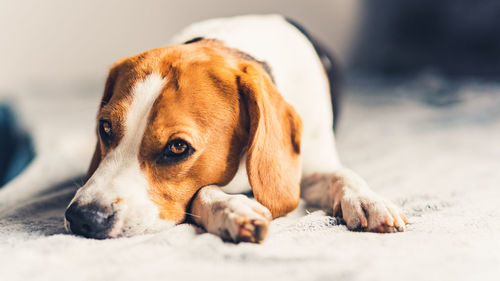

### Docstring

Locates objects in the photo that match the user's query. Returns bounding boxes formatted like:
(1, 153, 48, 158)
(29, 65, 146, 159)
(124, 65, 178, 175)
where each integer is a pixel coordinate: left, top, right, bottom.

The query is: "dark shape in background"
(0, 104, 35, 187)
(351, 0, 500, 79)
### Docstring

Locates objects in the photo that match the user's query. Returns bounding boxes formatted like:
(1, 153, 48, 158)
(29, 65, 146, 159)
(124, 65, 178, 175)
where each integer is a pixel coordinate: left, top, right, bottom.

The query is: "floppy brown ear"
(238, 64, 303, 218)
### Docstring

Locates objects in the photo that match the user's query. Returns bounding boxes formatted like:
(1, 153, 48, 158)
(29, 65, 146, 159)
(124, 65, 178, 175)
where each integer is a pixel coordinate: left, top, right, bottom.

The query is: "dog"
(64, 14, 408, 242)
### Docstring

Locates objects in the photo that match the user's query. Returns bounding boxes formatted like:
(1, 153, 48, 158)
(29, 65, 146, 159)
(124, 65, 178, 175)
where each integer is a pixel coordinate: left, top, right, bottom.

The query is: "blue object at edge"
(0, 104, 35, 187)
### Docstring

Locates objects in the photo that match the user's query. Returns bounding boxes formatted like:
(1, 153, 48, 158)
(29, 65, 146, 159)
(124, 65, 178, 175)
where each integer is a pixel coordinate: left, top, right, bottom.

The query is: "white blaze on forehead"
(66, 73, 170, 236)
(122, 73, 166, 154)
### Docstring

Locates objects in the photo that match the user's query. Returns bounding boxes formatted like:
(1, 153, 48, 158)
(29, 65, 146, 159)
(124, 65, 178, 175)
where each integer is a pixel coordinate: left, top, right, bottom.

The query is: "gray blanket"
(1, 76, 499, 281)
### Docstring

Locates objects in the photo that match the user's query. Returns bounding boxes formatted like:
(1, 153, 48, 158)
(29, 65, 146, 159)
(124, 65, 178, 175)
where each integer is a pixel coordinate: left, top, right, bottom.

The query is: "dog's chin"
(64, 215, 176, 239)
(109, 216, 176, 238)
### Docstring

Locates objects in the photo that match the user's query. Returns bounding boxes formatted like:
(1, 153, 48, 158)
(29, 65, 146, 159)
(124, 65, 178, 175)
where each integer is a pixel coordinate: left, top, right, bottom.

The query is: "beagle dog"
(65, 14, 408, 242)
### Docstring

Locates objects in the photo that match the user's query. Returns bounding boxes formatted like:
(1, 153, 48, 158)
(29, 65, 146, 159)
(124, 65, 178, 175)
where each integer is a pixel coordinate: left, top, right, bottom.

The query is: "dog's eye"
(169, 140, 188, 155)
(99, 120, 113, 146)
(158, 139, 194, 164)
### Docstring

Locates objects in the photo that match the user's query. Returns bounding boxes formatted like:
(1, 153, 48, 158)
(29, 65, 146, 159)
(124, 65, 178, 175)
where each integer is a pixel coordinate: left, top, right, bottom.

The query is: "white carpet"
(1, 75, 499, 281)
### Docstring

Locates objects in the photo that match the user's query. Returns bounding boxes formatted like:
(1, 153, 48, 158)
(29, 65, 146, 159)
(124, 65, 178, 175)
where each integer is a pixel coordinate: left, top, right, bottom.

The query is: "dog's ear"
(238, 64, 303, 218)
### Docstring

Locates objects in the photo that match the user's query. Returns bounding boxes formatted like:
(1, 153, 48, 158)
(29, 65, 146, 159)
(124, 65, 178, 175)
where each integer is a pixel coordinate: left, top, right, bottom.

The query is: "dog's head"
(65, 40, 302, 238)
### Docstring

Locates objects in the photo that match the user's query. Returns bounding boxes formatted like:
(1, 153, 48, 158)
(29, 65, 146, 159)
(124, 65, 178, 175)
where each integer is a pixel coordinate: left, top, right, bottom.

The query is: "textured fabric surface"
(0, 76, 499, 281)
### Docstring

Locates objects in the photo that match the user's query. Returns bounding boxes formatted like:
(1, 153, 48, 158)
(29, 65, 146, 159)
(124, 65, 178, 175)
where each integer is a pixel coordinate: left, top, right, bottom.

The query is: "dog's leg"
(301, 168, 408, 232)
(189, 185, 272, 243)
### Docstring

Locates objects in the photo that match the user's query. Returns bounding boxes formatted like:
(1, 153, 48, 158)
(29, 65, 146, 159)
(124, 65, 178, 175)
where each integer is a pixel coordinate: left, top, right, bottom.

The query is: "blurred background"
(353, 0, 500, 79)
(1, 0, 500, 92)
(0, 0, 360, 92)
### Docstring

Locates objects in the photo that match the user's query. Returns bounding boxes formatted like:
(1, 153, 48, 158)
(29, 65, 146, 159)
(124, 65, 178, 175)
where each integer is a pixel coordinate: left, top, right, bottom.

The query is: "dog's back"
(171, 14, 341, 177)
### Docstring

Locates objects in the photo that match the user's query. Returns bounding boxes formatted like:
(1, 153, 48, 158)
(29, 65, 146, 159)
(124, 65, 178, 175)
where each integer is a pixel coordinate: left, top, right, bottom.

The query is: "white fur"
(65, 15, 404, 237)
(171, 15, 407, 234)
(191, 185, 271, 242)
(66, 74, 173, 236)
(170, 14, 342, 193)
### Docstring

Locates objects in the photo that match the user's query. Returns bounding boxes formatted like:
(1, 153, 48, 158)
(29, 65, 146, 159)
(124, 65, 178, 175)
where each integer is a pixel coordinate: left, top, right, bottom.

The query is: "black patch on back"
(183, 37, 205, 44)
(285, 18, 342, 131)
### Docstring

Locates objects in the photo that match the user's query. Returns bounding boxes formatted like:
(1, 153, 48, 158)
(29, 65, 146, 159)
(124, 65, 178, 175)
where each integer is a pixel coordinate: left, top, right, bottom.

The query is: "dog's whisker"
(72, 178, 84, 187)
(69, 176, 85, 189)
(62, 15, 409, 243)
(184, 212, 201, 218)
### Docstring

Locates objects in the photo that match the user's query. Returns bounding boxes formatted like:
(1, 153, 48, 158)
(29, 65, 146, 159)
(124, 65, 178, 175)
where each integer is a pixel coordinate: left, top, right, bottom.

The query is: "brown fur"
(86, 40, 302, 223)
(238, 65, 302, 217)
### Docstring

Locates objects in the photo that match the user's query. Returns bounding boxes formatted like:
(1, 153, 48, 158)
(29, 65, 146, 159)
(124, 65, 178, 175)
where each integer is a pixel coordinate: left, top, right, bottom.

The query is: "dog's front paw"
(209, 195, 272, 243)
(333, 192, 408, 233)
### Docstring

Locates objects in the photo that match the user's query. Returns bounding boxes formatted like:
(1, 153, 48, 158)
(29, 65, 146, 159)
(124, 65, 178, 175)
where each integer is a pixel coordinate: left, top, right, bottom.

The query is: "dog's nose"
(65, 203, 115, 239)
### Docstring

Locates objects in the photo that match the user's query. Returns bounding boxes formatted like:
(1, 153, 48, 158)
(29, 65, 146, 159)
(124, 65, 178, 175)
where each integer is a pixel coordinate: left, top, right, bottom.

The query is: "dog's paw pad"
(234, 218, 269, 243)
